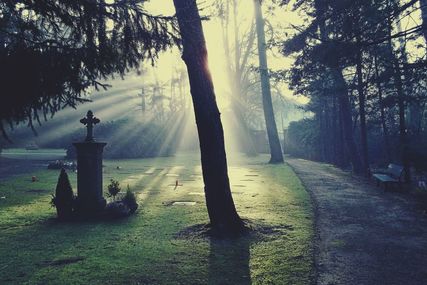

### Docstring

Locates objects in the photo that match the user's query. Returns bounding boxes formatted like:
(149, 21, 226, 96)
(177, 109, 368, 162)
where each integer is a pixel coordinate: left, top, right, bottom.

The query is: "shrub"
(105, 185, 138, 218)
(123, 185, 138, 214)
(51, 168, 74, 220)
(107, 179, 121, 200)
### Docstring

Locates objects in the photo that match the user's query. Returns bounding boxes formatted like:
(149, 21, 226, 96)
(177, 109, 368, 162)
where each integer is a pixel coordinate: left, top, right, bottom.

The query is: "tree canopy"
(0, 0, 179, 138)
(281, 0, 427, 174)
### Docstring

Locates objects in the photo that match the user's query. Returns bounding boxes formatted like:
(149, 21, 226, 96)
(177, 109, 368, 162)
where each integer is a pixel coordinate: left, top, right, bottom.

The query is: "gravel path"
(287, 158, 427, 285)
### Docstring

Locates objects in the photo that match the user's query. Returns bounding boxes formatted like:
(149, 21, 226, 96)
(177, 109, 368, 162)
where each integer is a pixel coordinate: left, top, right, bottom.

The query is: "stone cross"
(80, 110, 100, 142)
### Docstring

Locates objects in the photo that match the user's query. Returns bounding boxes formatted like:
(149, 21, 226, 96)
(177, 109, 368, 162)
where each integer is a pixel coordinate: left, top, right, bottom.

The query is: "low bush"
(51, 169, 75, 220)
(107, 179, 121, 200)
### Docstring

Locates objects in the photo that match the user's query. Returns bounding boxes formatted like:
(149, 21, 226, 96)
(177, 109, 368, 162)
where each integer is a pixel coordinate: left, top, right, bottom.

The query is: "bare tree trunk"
(333, 69, 364, 174)
(420, 0, 427, 44)
(386, 17, 411, 182)
(173, 0, 245, 233)
(356, 43, 369, 175)
(392, 54, 411, 182)
(314, 0, 363, 174)
(220, 0, 257, 155)
(254, 0, 284, 163)
(374, 55, 392, 161)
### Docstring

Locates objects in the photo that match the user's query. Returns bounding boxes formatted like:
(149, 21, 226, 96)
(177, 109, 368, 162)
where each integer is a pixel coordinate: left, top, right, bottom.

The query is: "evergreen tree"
(0, 0, 179, 138)
(52, 168, 74, 220)
(280, 0, 427, 175)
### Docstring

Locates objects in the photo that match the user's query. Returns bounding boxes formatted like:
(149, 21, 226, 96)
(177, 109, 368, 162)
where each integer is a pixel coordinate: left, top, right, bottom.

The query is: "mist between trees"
(280, 0, 427, 179)
(2, 0, 427, 175)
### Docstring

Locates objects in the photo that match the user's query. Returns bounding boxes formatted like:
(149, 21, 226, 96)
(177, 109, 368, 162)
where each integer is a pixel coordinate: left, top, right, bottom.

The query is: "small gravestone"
(73, 111, 107, 215)
(188, 192, 204, 196)
(172, 201, 196, 206)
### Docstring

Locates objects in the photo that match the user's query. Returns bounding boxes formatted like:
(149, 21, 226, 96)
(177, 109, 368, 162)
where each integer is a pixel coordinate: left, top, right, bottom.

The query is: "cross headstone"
(73, 111, 106, 216)
(80, 110, 100, 142)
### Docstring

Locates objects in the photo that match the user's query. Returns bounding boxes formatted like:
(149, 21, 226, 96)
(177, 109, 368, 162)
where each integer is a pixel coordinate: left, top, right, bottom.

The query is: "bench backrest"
(387, 164, 404, 180)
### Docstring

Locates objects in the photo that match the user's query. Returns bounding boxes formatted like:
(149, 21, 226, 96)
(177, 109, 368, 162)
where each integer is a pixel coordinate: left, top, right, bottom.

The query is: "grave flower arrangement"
(105, 179, 138, 218)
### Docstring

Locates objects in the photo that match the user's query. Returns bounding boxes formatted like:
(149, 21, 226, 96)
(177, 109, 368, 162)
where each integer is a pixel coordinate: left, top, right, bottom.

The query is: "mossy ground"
(0, 153, 314, 284)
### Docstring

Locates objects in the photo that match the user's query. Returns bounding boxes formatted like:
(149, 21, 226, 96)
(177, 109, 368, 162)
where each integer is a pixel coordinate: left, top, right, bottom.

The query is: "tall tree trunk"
(220, 0, 257, 155)
(332, 94, 339, 164)
(386, 17, 411, 181)
(332, 69, 364, 174)
(314, 0, 363, 174)
(325, 101, 334, 163)
(356, 44, 369, 175)
(374, 56, 392, 161)
(396, 19, 421, 136)
(173, 0, 244, 233)
(254, 0, 284, 163)
(420, 0, 427, 44)
(392, 54, 411, 182)
(338, 104, 349, 167)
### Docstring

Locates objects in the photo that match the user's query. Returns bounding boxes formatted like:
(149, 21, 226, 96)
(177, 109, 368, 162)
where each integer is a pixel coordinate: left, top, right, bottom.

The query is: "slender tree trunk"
(386, 18, 411, 181)
(374, 55, 392, 161)
(325, 102, 334, 163)
(338, 104, 349, 167)
(314, 0, 363, 173)
(332, 69, 364, 174)
(317, 111, 325, 161)
(356, 44, 369, 175)
(232, 0, 240, 82)
(173, 0, 244, 233)
(254, 0, 284, 163)
(392, 54, 411, 182)
(332, 94, 339, 164)
(220, 0, 257, 155)
(420, 0, 427, 44)
(332, 93, 346, 167)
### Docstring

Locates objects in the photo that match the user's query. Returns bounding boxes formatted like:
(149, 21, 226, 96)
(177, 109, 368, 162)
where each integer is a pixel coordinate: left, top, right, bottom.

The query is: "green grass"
(1, 148, 66, 160)
(0, 153, 314, 285)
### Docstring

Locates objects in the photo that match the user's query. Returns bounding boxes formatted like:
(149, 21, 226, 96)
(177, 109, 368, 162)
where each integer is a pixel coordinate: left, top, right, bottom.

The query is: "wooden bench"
(372, 164, 404, 191)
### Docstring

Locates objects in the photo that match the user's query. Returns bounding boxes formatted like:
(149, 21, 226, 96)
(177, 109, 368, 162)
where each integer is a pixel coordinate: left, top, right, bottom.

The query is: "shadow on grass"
(208, 236, 251, 285)
(0, 157, 313, 284)
(175, 220, 292, 285)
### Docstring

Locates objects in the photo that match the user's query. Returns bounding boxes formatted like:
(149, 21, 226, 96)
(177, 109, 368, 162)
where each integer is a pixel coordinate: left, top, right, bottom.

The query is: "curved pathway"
(287, 158, 427, 285)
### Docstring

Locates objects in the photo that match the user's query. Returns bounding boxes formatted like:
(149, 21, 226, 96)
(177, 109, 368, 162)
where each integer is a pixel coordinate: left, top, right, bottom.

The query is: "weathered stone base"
(74, 196, 106, 216)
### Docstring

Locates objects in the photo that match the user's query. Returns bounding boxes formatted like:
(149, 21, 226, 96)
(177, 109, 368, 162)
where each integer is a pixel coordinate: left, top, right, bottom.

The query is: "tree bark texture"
(219, 1, 257, 155)
(374, 55, 392, 161)
(392, 54, 411, 182)
(386, 20, 411, 182)
(420, 0, 427, 45)
(254, 0, 284, 163)
(356, 45, 369, 175)
(173, 0, 244, 233)
(314, 0, 363, 174)
(332, 69, 364, 174)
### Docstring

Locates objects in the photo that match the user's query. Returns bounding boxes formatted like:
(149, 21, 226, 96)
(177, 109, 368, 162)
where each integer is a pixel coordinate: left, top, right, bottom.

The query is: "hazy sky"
(98, 0, 424, 109)
(118, 0, 309, 109)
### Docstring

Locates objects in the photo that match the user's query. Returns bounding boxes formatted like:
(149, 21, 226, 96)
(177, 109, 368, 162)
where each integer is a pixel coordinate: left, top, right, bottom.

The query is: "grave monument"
(73, 110, 107, 215)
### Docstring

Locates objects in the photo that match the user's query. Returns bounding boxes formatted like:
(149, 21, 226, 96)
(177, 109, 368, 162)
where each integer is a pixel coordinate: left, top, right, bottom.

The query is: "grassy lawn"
(0, 153, 314, 285)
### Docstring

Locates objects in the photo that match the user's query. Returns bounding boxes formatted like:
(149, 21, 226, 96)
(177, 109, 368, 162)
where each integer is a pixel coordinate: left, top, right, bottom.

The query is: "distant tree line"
(65, 115, 186, 159)
(281, 0, 427, 177)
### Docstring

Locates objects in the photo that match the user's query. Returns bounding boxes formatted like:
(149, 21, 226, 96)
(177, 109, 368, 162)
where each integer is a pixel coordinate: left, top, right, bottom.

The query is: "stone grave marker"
(172, 201, 196, 206)
(73, 110, 107, 215)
